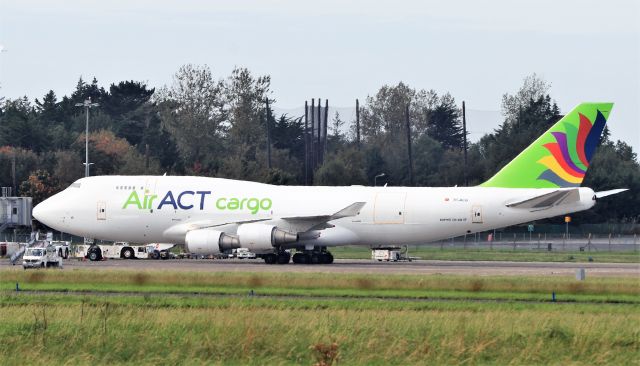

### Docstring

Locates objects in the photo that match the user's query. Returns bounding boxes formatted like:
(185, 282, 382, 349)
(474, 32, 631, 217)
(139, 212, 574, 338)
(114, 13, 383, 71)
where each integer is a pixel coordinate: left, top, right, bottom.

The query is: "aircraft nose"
(33, 197, 60, 228)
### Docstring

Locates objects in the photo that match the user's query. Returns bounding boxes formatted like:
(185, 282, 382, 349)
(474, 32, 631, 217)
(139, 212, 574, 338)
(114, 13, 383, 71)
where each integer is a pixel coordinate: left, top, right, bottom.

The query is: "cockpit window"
(70, 182, 81, 188)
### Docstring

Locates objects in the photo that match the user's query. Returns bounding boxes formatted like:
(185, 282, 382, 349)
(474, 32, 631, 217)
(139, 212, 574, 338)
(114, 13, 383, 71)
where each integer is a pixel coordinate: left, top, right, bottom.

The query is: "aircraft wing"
(280, 202, 367, 232)
(163, 202, 367, 239)
(505, 189, 581, 210)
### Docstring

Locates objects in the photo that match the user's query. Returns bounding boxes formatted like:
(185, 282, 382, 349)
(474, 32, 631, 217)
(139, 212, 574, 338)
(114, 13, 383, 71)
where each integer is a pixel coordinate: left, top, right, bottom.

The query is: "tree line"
(0, 67, 638, 224)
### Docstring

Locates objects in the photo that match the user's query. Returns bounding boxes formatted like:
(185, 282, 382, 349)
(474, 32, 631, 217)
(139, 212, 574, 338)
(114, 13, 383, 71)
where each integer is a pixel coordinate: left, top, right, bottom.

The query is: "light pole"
(374, 173, 386, 187)
(75, 98, 99, 177)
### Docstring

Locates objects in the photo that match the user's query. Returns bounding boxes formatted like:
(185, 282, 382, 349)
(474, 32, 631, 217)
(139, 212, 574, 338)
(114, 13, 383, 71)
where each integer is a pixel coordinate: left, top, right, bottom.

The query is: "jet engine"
(185, 229, 240, 255)
(237, 223, 298, 253)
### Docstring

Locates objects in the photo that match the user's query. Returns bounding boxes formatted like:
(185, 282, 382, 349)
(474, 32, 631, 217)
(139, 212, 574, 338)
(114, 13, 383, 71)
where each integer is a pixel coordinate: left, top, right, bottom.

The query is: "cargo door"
(97, 201, 106, 220)
(471, 205, 483, 223)
(374, 192, 407, 224)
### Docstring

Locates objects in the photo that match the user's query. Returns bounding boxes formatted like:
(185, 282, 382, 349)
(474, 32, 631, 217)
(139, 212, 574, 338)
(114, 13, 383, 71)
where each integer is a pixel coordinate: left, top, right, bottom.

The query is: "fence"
(432, 231, 639, 252)
(2, 226, 639, 253)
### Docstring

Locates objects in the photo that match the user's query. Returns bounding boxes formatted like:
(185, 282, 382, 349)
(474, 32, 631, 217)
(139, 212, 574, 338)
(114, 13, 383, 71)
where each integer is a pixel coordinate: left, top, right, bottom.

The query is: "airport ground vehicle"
(22, 244, 63, 269)
(234, 248, 257, 259)
(76, 242, 176, 261)
(371, 246, 415, 262)
(372, 247, 402, 262)
(51, 241, 70, 259)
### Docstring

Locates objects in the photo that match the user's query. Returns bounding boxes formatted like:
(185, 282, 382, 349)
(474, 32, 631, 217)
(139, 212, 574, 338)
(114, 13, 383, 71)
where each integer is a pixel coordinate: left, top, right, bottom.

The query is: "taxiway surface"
(2, 258, 638, 277)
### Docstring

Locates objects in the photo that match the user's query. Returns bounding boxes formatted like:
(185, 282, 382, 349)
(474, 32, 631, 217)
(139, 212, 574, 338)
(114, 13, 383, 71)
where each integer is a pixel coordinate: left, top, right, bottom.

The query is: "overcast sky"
(1, 0, 638, 152)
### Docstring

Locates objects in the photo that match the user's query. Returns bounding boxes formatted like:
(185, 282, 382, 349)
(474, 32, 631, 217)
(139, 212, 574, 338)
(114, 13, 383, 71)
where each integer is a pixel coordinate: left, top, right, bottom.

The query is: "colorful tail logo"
(537, 110, 607, 187)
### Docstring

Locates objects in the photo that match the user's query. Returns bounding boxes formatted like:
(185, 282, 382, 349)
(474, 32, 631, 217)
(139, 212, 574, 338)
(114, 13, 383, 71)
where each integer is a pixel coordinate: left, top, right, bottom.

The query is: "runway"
(2, 258, 638, 277)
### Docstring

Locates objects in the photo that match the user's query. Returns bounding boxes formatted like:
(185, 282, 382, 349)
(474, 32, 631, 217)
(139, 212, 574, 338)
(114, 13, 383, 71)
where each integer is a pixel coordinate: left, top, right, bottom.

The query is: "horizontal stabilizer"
(595, 189, 628, 198)
(506, 189, 580, 210)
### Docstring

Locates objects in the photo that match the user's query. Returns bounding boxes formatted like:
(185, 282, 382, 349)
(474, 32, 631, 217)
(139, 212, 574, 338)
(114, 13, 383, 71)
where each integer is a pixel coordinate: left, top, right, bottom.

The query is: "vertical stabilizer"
(481, 102, 613, 188)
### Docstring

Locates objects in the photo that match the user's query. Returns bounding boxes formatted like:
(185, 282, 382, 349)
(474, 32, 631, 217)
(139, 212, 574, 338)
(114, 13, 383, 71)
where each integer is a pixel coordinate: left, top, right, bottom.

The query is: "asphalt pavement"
(2, 257, 637, 277)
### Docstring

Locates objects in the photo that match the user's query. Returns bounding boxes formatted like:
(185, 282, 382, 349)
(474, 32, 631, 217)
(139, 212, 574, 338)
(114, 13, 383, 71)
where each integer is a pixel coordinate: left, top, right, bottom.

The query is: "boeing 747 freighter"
(33, 103, 626, 264)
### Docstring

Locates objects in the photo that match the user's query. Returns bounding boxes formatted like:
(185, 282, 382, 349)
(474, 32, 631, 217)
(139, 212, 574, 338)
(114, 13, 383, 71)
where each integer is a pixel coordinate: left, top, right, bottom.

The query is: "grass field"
(1, 270, 639, 365)
(331, 245, 640, 263)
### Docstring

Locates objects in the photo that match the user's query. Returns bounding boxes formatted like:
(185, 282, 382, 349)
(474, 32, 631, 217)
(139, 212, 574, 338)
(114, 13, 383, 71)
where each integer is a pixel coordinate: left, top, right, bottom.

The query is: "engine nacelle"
(237, 223, 298, 253)
(185, 229, 239, 255)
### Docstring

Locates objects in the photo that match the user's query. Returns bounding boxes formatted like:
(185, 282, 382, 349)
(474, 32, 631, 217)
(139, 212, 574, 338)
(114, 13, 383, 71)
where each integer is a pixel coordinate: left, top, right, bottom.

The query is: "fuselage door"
(97, 201, 107, 220)
(471, 205, 483, 223)
(144, 178, 158, 201)
(142, 178, 160, 213)
(374, 192, 407, 224)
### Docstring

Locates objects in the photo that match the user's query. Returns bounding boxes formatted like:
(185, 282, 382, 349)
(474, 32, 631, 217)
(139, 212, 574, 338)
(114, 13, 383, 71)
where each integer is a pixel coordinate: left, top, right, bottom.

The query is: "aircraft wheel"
(122, 248, 134, 259)
(277, 252, 290, 264)
(88, 250, 101, 261)
(310, 253, 320, 264)
(263, 254, 277, 264)
(324, 252, 334, 264)
(292, 253, 304, 264)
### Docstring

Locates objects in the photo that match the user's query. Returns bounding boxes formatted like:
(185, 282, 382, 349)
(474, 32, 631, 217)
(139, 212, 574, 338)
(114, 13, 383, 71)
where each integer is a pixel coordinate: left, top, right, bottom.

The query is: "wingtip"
(333, 202, 367, 218)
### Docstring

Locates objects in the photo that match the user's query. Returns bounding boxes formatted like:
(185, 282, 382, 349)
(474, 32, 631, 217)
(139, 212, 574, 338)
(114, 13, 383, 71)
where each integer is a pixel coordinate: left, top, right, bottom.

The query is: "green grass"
(331, 245, 640, 263)
(2, 269, 639, 297)
(1, 270, 639, 304)
(1, 269, 639, 365)
(1, 294, 638, 365)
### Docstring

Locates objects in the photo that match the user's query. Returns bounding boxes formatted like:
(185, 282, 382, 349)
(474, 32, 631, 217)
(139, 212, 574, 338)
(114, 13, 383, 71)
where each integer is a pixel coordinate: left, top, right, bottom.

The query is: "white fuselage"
(33, 176, 596, 252)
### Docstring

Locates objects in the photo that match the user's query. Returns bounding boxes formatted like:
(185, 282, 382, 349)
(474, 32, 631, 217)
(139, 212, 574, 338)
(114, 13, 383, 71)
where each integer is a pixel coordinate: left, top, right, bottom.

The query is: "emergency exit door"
(97, 201, 106, 220)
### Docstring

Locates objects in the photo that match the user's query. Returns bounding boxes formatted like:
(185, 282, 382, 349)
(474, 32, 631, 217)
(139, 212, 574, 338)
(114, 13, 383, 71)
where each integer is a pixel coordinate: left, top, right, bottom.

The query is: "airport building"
(0, 187, 32, 233)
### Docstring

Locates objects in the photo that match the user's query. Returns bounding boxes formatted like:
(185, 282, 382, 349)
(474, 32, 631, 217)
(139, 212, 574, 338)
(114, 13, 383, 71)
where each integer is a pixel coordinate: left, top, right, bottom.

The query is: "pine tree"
(426, 93, 464, 150)
(330, 111, 344, 138)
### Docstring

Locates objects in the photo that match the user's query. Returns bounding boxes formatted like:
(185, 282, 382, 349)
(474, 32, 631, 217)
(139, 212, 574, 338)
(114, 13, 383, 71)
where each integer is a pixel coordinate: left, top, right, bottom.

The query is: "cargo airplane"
(33, 103, 626, 264)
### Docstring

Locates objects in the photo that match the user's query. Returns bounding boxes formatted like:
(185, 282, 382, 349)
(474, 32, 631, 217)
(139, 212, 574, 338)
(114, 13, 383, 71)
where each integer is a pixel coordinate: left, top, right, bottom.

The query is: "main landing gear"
(292, 250, 333, 264)
(260, 247, 334, 265)
(261, 251, 291, 265)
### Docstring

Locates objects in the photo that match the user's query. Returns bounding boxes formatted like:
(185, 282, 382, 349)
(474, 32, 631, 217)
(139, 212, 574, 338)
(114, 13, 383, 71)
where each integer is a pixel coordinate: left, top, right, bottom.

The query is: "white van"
(22, 245, 63, 269)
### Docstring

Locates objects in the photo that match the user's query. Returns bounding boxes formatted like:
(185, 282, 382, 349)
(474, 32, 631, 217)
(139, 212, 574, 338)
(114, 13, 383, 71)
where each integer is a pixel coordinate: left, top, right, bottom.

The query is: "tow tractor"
(51, 240, 70, 259)
(77, 242, 176, 261)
